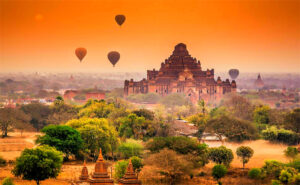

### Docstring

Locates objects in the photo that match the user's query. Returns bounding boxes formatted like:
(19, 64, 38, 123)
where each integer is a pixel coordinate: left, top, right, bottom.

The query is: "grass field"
(0, 132, 289, 185)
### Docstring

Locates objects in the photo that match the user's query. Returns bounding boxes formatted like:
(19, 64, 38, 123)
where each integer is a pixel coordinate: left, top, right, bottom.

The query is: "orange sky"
(0, 0, 299, 73)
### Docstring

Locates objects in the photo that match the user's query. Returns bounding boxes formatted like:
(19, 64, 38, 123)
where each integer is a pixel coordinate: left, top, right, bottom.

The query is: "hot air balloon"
(108, 51, 120, 67)
(115, 15, 126, 26)
(75, 48, 87, 62)
(229, 69, 239, 80)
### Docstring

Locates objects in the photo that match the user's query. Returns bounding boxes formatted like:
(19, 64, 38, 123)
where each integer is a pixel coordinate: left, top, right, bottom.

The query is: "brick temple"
(124, 43, 236, 103)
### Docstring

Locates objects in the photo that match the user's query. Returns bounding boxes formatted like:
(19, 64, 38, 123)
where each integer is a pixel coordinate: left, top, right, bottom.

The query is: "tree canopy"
(12, 145, 63, 185)
(36, 125, 83, 159)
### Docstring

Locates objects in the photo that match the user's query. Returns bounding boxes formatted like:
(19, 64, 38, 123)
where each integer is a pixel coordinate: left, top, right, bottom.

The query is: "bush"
(262, 160, 286, 178)
(2, 177, 14, 185)
(118, 139, 144, 159)
(248, 168, 261, 179)
(114, 160, 129, 180)
(262, 126, 299, 145)
(0, 156, 7, 167)
(130, 156, 143, 172)
(208, 146, 234, 167)
(212, 164, 227, 180)
(287, 159, 300, 171)
(284, 146, 299, 160)
(271, 180, 282, 185)
(279, 169, 294, 184)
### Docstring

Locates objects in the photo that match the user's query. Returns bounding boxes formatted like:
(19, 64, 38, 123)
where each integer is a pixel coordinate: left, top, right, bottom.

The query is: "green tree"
(212, 164, 227, 185)
(66, 118, 119, 159)
(78, 100, 115, 118)
(48, 97, 78, 125)
(253, 105, 271, 124)
(146, 136, 209, 167)
(205, 115, 258, 142)
(118, 113, 146, 139)
(36, 125, 83, 160)
(12, 145, 63, 185)
(208, 146, 234, 167)
(132, 109, 155, 120)
(236, 146, 254, 169)
(20, 103, 51, 131)
(118, 139, 144, 159)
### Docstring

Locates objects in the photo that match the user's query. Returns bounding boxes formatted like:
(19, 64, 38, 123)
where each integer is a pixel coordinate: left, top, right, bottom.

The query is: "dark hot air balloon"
(229, 69, 239, 80)
(75, 48, 87, 62)
(115, 15, 126, 26)
(108, 51, 120, 67)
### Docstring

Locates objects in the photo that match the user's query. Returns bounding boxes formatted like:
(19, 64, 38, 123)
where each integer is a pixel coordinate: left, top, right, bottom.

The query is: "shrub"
(118, 139, 144, 159)
(262, 160, 286, 178)
(130, 156, 143, 172)
(0, 155, 7, 167)
(271, 180, 282, 185)
(279, 169, 294, 184)
(248, 168, 262, 179)
(287, 159, 300, 171)
(212, 164, 227, 180)
(2, 177, 14, 185)
(262, 126, 299, 145)
(284, 146, 299, 160)
(114, 160, 129, 180)
(208, 146, 234, 167)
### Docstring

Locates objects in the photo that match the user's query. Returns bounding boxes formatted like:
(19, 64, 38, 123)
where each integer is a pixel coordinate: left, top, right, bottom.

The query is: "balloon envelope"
(229, 69, 239, 80)
(115, 15, 126, 26)
(75, 48, 87, 62)
(108, 51, 120, 67)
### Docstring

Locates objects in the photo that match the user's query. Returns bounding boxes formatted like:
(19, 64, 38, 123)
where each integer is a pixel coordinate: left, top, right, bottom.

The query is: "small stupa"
(79, 160, 89, 181)
(254, 73, 264, 89)
(118, 160, 142, 185)
(89, 149, 114, 185)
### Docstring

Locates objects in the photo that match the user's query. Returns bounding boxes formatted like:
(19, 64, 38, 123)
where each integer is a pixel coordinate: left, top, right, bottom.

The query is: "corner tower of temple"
(89, 149, 114, 185)
(124, 43, 236, 103)
(118, 160, 142, 185)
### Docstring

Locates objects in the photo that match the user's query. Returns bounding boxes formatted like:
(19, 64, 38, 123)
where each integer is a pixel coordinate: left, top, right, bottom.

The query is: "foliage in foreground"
(144, 148, 192, 183)
(1, 177, 14, 185)
(12, 145, 63, 185)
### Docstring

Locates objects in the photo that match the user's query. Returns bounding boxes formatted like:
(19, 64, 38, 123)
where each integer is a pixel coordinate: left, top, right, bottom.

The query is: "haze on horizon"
(0, 0, 299, 74)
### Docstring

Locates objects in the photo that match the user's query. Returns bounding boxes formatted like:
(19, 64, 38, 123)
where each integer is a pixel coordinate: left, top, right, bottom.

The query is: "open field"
(0, 132, 289, 185)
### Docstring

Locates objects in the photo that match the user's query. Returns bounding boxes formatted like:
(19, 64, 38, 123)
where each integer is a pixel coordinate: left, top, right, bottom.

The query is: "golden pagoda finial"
(97, 148, 104, 161)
